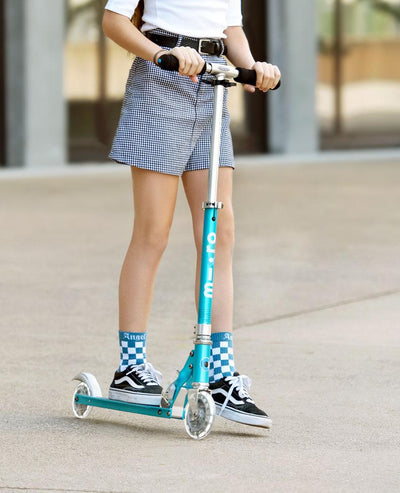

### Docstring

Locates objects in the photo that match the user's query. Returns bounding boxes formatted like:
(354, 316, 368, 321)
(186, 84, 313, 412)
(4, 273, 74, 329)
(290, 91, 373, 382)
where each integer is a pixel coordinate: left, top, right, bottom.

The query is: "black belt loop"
(147, 32, 226, 57)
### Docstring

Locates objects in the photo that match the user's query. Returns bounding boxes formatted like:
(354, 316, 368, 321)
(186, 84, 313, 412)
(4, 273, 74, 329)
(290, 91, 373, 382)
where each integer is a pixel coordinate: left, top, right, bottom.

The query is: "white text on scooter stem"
(203, 232, 216, 299)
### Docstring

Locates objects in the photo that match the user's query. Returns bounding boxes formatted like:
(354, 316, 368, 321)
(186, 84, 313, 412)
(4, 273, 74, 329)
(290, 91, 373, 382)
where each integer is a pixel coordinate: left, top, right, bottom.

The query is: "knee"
(132, 222, 170, 256)
(194, 207, 235, 253)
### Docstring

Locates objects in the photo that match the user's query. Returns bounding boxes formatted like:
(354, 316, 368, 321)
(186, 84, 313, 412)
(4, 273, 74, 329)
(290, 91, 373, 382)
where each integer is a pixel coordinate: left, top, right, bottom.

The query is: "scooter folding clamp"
(194, 335, 212, 345)
(194, 324, 212, 345)
(202, 78, 236, 88)
(202, 201, 223, 210)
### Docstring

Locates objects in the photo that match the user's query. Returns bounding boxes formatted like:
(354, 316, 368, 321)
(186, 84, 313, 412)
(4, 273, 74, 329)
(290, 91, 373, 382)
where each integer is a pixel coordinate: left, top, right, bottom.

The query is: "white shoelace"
(129, 362, 163, 386)
(218, 374, 253, 415)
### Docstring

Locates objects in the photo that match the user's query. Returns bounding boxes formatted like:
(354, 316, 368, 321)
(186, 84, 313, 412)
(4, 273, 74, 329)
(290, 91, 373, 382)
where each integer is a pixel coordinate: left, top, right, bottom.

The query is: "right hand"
(244, 61, 281, 94)
(167, 46, 205, 83)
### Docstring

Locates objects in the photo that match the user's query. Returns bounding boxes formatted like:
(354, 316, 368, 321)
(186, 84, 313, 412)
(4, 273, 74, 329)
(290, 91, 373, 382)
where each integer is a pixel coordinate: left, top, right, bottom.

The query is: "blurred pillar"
(243, 0, 267, 152)
(267, 0, 318, 154)
(333, 0, 343, 135)
(0, 0, 5, 166)
(4, 0, 66, 168)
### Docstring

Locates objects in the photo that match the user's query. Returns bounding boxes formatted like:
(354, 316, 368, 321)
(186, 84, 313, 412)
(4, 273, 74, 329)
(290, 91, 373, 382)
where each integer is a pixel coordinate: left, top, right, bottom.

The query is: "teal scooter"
(72, 56, 279, 440)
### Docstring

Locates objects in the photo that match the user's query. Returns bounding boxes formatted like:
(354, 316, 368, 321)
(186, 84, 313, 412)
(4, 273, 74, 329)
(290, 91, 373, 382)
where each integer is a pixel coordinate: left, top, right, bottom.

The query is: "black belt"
(147, 32, 226, 57)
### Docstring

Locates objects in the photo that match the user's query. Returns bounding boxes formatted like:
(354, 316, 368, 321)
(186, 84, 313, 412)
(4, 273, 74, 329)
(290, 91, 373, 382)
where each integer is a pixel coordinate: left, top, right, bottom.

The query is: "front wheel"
(184, 390, 215, 440)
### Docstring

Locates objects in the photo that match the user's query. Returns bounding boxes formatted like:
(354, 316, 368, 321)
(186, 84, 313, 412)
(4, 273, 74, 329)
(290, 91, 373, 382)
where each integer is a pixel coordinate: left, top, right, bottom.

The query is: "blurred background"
(0, 0, 400, 168)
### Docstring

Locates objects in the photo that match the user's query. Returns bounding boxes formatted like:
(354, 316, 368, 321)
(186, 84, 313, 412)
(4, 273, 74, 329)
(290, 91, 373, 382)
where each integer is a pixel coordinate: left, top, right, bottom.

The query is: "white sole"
(215, 403, 272, 429)
(109, 388, 162, 406)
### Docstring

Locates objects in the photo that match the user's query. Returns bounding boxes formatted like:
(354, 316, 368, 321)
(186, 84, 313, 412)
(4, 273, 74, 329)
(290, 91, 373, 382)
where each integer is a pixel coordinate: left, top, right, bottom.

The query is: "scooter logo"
(204, 232, 216, 299)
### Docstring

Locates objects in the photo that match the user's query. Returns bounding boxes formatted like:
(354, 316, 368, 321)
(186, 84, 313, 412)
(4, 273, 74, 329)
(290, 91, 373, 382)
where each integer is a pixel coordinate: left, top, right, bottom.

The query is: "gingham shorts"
(109, 32, 235, 176)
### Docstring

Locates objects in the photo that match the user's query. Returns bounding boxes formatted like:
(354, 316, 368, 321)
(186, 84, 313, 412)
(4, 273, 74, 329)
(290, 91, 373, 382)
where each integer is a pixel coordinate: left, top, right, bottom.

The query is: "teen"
(103, 0, 280, 428)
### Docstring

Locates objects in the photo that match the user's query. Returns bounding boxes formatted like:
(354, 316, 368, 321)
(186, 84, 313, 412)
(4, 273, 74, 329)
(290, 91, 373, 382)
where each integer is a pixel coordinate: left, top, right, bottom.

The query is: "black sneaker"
(109, 363, 163, 406)
(209, 372, 272, 429)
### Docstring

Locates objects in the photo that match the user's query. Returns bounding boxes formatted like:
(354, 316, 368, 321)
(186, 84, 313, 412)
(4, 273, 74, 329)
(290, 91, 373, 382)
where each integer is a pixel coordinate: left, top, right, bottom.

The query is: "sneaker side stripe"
(211, 388, 246, 406)
(114, 376, 144, 389)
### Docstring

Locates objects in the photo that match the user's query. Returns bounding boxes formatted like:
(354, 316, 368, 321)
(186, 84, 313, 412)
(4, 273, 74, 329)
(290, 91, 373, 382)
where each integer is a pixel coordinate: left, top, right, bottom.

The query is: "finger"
(187, 47, 202, 76)
(271, 65, 281, 89)
(178, 47, 198, 76)
(243, 84, 256, 93)
(169, 47, 189, 75)
(168, 46, 203, 81)
(254, 62, 270, 92)
(253, 62, 264, 91)
(259, 64, 275, 92)
(170, 49, 186, 74)
(193, 50, 205, 75)
(179, 47, 192, 75)
(178, 48, 191, 75)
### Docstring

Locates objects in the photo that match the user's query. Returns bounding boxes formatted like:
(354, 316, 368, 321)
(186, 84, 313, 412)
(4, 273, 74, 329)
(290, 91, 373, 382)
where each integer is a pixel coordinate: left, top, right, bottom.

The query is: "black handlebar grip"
(158, 54, 207, 75)
(233, 68, 257, 86)
(234, 68, 281, 90)
(158, 54, 180, 71)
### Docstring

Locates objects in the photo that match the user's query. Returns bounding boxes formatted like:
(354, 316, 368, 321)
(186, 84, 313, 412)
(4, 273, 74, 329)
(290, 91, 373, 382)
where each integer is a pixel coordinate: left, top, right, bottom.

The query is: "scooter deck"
(75, 394, 185, 420)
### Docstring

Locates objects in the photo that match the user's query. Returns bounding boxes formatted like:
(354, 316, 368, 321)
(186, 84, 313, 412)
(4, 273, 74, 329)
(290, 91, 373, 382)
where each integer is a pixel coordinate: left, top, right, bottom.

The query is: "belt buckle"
(198, 38, 223, 56)
(198, 38, 212, 55)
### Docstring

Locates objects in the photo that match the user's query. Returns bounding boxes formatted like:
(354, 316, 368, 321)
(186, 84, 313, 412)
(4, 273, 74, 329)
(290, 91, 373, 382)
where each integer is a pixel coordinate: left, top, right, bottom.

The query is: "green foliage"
(359, 0, 400, 22)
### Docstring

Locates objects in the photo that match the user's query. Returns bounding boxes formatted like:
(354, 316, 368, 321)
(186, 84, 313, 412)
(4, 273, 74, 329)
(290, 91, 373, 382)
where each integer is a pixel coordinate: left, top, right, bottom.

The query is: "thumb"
(243, 84, 256, 93)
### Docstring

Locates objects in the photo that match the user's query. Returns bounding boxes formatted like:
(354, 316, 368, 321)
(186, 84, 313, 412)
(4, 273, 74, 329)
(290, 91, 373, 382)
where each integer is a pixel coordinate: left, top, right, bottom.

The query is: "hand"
(244, 61, 281, 93)
(168, 46, 205, 83)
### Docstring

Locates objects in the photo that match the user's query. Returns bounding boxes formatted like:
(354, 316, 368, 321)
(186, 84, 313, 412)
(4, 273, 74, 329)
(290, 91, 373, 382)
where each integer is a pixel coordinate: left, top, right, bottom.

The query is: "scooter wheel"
(71, 372, 102, 419)
(72, 382, 92, 419)
(184, 391, 215, 440)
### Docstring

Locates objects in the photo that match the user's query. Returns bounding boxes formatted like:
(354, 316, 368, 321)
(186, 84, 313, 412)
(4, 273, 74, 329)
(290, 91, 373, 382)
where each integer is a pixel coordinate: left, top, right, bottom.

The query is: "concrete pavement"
(0, 159, 399, 492)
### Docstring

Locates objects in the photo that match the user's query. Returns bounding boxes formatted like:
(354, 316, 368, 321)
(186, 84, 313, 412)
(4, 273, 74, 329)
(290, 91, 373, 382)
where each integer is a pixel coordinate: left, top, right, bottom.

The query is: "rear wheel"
(72, 372, 102, 419)
(72, 382, 92, 419)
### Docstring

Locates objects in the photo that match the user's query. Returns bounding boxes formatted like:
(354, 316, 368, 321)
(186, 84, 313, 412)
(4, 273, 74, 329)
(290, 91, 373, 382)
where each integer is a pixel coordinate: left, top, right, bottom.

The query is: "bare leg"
(119, 167, 179, 331)
(181, 168, 234, 332)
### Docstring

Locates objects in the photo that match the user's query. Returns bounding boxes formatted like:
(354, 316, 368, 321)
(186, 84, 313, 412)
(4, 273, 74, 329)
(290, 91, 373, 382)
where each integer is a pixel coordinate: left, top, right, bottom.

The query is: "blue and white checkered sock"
(209, 332, 235, 383)
(119, 331, 147, 371)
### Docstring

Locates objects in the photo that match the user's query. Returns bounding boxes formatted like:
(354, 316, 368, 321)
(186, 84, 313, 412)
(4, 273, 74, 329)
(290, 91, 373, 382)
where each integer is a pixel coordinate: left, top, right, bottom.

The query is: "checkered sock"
(119, 331, 147, 371)
(209, 332, 235, 383)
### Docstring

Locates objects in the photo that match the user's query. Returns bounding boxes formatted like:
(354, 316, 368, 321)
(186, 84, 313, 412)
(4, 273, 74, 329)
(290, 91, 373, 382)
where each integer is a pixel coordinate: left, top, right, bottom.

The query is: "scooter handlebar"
(157, 54, 280, 89)
(233, 67, 257, 86)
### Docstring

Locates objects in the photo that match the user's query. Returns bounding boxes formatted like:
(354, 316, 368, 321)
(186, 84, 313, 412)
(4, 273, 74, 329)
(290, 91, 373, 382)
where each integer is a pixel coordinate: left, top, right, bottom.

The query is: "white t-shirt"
(104, 0, 242, 38)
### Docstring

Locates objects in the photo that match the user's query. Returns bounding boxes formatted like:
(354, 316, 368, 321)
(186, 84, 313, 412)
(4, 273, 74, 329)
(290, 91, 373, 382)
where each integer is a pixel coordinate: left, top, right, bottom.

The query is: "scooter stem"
(192, 74, 227, 385)
(207, 74, 226, 204)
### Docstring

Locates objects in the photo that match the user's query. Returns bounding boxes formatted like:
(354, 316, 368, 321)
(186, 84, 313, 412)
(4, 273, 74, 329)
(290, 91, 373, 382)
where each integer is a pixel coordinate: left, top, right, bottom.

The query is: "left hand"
(244, 61, 281, 93)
